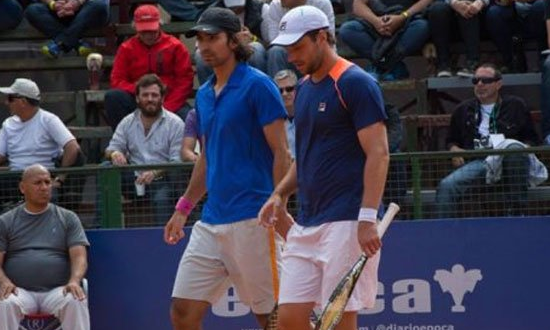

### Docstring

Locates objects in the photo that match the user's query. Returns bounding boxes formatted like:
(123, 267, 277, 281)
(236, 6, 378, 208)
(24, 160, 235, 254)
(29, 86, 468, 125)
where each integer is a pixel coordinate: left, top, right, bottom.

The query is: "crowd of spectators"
(0, 0, 549, 221)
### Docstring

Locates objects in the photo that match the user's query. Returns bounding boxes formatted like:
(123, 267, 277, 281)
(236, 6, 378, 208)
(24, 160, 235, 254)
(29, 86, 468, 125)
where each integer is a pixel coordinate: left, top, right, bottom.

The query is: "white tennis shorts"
(278, 220, 380, 311)
(172, 218, 282, 314)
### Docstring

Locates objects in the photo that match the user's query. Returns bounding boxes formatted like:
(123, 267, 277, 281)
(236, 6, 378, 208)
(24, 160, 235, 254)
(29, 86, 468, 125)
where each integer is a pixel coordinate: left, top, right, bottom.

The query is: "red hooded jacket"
(110, 31, 194, 112)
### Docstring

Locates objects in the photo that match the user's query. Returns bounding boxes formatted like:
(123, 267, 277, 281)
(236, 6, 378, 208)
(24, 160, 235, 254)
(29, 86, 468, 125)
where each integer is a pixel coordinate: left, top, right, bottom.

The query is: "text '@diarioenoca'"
(360, 324, 455, 330)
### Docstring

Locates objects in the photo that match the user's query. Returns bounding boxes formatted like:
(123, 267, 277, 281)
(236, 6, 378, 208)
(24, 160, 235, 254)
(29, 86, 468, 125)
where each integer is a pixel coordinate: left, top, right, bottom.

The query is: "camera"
(473, 136, 493, 150)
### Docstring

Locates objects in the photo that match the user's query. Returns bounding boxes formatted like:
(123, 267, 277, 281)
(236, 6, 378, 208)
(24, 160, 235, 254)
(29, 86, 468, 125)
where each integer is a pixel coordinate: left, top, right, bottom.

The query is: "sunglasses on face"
(7, 95, 23, 102)
(471, 77, 501, 85)
(279, 86, 296, 94)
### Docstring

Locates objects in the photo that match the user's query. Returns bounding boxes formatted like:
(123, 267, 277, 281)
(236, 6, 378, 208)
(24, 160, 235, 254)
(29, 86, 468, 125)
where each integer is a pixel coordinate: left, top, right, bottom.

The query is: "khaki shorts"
(172, 218, 282, 314)
(278, 220, 380, 311)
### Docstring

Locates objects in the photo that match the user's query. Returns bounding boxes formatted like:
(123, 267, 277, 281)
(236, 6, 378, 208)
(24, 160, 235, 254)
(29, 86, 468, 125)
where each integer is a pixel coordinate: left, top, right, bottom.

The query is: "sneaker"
(457, 61, 478, 78)
(41, 40, 62, 59)
(436, 69, 452, 78)
(76, 40, 95, 57)
(456, 67, 474, 78)
(544, 134, 550, 145)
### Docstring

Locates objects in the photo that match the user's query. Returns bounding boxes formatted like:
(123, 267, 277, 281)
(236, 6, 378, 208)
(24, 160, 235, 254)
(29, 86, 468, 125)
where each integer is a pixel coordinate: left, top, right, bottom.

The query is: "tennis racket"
(264, 227, 280, 330)
(314, 202, 400, 330)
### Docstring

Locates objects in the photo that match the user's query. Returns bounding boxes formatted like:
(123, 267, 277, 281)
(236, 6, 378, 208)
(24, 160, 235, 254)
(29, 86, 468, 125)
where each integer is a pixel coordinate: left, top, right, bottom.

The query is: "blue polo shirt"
(294, 58, 386, 227)
(196, 63, 287, 225)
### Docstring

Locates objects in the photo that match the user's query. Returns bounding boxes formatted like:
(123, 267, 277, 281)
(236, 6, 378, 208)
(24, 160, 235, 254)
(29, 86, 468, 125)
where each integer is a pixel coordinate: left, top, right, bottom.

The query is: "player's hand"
(64, 281, 86, 301)
(357, 221, 381, 257)
(258, 193, 286, 227)
(0, 280, 17, 300)
(164, 211, 187, 245)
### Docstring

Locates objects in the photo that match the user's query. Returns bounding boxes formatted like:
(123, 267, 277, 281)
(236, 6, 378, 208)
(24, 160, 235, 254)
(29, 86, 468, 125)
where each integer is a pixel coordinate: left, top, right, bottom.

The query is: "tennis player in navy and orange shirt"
(163, 7, 292, 330)
(259, 5, 390, 330)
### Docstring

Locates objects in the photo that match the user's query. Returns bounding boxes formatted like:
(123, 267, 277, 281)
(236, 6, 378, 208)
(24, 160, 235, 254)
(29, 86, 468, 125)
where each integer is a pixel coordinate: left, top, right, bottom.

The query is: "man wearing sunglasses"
(0, 78, 83, 210)
(435, 63, 540, 218)
(274, 69, 298, 159)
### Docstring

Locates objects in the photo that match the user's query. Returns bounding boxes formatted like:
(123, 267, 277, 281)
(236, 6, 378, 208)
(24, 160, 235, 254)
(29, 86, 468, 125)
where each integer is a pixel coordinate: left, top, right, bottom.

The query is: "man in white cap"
(0, 78, 82, 207)
(262, 0, 335, 76)
(259, 5, 389, 330)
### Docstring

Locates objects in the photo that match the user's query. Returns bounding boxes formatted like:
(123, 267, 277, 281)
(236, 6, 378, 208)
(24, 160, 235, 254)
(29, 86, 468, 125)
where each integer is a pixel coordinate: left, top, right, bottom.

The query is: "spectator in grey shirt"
(105, 74, 185, 224)
(0, 164, 90, 330)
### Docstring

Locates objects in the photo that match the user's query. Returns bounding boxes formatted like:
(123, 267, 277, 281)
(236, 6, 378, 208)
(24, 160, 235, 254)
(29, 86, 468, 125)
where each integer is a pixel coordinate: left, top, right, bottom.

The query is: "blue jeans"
(541, 56, 550, 142)
(195, 41, 267, 84)
(157, 0, 214, 21)
(267, 45, 290, 78)
(25, 0, 109, 50)
(338, 18, 430, 64)
(436, 160, 486, 218)
(485, 0, 546, 66)
(436, 149, 529, 218)
(104, 89, 191, 129)
(0, 0, 23, 31)
(99, 162, 176, 225)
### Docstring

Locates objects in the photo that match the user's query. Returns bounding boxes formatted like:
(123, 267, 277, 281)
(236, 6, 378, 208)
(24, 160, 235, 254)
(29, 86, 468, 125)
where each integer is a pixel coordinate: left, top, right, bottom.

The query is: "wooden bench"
(0, 21, 193, 72)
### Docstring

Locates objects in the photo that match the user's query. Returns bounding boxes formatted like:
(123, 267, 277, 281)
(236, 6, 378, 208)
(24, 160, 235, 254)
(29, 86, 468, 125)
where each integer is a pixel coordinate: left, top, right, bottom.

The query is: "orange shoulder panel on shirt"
(328, 57, 354, 110)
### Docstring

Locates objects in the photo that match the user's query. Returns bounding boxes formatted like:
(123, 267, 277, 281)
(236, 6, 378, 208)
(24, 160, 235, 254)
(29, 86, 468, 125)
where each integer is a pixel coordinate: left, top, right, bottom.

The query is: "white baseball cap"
(223, 0, 245, 7)
(271, 5, 329, 46)
(0, 78, 41, 101)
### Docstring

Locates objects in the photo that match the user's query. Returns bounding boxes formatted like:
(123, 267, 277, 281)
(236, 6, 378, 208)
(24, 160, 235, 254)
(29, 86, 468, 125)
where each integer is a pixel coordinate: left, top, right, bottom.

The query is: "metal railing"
(1, 147, 549, 228)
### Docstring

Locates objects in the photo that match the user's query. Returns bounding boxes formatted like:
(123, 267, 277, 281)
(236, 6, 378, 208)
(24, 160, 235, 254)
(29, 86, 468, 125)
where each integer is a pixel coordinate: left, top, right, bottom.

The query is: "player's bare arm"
(357, 121, 389, 257)
(164, 142, 207, 245)
(258, 162, 298, 237)
(262, 118, 294, 237)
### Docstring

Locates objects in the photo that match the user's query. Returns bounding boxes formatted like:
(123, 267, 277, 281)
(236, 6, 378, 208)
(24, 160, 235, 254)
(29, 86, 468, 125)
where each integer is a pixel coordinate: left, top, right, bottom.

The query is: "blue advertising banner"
(86, 217, 550, 330)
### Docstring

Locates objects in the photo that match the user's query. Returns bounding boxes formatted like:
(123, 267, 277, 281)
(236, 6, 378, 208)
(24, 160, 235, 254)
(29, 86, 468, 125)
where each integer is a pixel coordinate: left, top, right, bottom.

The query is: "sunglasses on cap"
(7, 95, 24, 102)
(279, 86, 296, 94)
(471, 77, 501, 85)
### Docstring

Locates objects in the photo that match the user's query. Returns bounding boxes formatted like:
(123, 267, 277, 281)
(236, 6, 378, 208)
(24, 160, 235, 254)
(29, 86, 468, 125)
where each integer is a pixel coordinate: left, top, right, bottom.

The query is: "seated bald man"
(0, 164, 90, 330)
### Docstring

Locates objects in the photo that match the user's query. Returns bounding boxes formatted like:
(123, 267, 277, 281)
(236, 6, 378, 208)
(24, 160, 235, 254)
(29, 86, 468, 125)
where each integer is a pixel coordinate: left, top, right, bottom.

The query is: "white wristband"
(358, 207, 378, 223)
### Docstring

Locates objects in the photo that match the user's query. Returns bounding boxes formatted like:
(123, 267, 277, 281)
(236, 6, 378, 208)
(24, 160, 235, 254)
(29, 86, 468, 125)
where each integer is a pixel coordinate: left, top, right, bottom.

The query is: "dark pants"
(0, 0, 23, 31)
(428, 1, 481, 68)
(25, 0, 109, 49)
(485, 1, 546, 68)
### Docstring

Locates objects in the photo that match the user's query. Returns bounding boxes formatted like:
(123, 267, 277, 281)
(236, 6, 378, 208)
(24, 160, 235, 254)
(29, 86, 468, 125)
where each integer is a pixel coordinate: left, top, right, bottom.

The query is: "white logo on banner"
(211, 263, 482, 317)
(434, 264, 483, 312)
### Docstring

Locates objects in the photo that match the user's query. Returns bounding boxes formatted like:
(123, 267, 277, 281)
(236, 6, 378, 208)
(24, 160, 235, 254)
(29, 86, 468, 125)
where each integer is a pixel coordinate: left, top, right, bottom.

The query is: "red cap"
(134, 5, 160, 32)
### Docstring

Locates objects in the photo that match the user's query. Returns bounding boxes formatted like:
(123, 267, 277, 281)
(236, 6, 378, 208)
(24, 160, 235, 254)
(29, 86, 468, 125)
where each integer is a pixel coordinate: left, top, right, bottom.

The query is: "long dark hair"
(227, 32, 253, 62)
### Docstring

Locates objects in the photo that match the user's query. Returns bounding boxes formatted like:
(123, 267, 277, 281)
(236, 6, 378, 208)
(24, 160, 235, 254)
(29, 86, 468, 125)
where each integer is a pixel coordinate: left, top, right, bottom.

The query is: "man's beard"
(139, 102, 162, 118)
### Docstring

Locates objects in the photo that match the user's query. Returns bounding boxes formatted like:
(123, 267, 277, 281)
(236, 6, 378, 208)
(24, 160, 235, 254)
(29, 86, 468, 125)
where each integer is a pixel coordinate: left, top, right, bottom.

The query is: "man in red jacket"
(105, 4, 194, 129)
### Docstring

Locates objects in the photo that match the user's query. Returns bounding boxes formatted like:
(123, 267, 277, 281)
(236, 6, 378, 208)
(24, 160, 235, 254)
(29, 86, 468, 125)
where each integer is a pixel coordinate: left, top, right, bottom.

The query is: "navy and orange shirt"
(294, 58, 386, 227)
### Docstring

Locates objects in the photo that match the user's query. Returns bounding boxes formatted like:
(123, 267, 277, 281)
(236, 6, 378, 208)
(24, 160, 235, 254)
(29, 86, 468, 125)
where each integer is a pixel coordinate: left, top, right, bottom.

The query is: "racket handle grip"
(378, 203, 400, 239)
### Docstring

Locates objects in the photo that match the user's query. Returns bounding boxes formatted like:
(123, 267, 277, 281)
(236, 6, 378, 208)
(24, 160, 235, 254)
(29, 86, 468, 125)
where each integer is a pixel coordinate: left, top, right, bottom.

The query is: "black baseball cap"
(185, 7, 241, 38)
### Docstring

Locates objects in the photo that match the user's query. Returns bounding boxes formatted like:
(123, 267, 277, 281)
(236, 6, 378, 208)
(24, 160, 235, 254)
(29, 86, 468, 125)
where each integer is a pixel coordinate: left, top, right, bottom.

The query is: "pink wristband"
(175, 197, 194, 216)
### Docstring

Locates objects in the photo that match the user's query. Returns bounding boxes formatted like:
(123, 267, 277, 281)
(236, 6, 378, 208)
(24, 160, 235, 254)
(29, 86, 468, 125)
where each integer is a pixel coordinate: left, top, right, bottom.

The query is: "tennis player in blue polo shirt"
(163, 7, 292, 330)
(259, 5, 389, 330)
